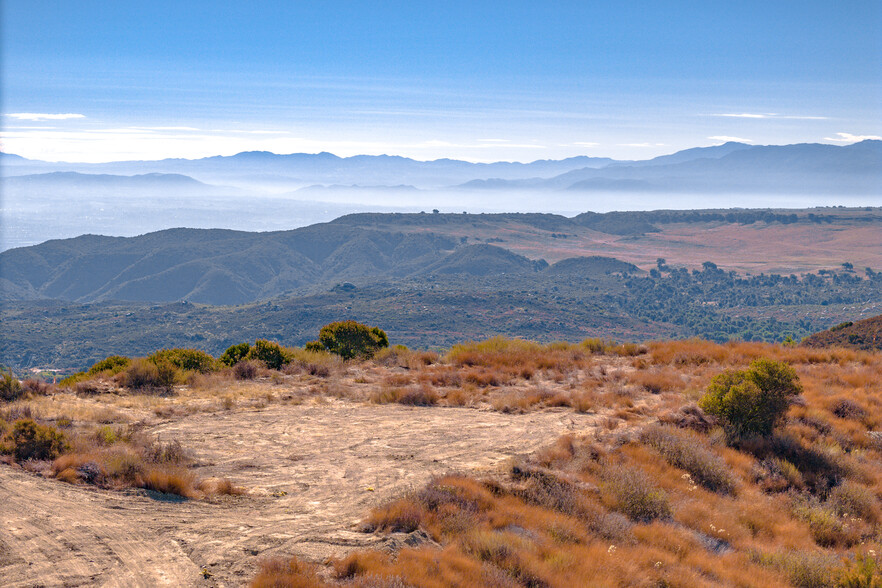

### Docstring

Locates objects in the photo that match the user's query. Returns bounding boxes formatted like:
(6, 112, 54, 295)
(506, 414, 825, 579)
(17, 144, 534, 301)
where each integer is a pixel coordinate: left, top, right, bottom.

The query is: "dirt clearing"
(1, 400, 601, 586)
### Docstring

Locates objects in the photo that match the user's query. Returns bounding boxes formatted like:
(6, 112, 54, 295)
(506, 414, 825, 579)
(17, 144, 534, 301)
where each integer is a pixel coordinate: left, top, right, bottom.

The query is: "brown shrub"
(831, 398, 867, 420)
(371, 385, 438, 407)
(792, 498, 861, 548)
(74, 380, 102, 396)
(22, 379, 52, 396)
(639, 424, 737, 494)
(649, 339, 729, 366)
(364, 497, 424, 533)
(395, 385, 439, 407)
(118, 358, 179, 392)
(610, 343, 647, 357)
(251, 557, 328, 588)
(463, 368, 504, 388)
(827, 481, 879, 523)
(233, 359, 261, 380)
(142, 466, 199, 498)
(197, 477, 246, 496)
(600, 465, 672, 522)
(657, 403, 719, 433)
(629, 369, 685, 394)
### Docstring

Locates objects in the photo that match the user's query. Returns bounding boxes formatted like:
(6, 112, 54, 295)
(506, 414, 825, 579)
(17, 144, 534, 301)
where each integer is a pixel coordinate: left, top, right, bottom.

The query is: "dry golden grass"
(10, 337, 882, 585)
(241, 338, 882, 587)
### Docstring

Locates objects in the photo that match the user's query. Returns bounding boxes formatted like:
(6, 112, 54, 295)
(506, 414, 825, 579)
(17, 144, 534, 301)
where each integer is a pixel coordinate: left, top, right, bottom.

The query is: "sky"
(2, 1, 881, 163)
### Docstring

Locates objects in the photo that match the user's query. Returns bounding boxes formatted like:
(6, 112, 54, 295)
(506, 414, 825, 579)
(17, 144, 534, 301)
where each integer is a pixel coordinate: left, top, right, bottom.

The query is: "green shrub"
(219, 343, 251, 367)
(639, 424, 736, 494)
(87, 355, 131, 376)
(148, 348, 217, 373)
(246, 339, 291, 370)
(601, 466, 671, 522)
(836, 553, 881, 588)
(0, 419, 68, 461)
(58, 372, 88, 387)
(699, 358, 802, 442)
(318, 321, 389, 360)
(303, 340, 325, 353)
(0, 369, 23, 402)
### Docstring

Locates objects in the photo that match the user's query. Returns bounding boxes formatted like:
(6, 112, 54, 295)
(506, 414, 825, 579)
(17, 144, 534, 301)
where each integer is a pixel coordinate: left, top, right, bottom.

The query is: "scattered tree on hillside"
(315, 321, 389, 359)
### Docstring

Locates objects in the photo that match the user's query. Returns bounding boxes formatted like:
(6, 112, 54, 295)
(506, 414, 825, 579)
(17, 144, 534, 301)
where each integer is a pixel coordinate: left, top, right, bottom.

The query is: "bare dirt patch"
(1, 400, 603, 586)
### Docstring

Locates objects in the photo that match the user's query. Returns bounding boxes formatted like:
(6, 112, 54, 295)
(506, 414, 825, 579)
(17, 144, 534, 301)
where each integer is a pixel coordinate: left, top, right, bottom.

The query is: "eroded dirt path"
(1, 400, 600, 587)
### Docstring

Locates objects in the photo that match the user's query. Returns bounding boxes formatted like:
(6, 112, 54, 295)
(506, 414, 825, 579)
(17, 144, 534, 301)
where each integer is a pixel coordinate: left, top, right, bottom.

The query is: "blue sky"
(2, 1, 880, 162)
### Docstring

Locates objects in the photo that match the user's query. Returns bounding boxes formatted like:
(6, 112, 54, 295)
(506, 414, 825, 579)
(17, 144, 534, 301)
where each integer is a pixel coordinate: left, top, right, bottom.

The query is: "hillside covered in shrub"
(803, 315, 882, 351)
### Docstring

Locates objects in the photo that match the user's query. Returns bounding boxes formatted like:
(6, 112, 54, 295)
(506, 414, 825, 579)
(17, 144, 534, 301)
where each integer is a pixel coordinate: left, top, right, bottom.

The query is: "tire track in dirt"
(2, 400, 602, 586)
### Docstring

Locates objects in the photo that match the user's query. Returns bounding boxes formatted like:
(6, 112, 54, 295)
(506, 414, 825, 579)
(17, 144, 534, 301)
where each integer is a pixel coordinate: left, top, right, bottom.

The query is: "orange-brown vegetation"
(6, 335, 882, 585)
(241, 337, 882, 587)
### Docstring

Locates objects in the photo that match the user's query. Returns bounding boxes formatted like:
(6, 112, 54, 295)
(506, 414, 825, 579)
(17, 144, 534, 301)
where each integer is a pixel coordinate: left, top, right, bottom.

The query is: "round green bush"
(318, 321, 389, 360)
(699, 358, 802, 442)
(219, 343, 251, 367)
(246, 339, 291, 370)
(0, 369, 23, 402)
(148, 348, 218, 373)
(88, 355, 131, 376)
(0, 419, 68, 461)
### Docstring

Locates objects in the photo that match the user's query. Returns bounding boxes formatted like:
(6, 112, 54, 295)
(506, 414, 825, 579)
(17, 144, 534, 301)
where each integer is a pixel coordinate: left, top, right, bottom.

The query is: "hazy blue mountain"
(5, 171, 236, 195)
(461, 140, 882, 194)
(615, 141, 753, 167)
(1, 151, 615, 188)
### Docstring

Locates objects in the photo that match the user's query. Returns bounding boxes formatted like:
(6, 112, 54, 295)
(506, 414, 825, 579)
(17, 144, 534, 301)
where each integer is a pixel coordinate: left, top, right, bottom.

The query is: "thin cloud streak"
(5, 113, 86, 121)
(710, 113, 828, 120)
(708, 135, 753, 143)
(824, 132, 882, 143)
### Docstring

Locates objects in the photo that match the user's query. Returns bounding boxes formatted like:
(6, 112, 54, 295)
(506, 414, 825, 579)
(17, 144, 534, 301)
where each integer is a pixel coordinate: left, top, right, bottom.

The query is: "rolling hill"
(802, 314, 882, 351)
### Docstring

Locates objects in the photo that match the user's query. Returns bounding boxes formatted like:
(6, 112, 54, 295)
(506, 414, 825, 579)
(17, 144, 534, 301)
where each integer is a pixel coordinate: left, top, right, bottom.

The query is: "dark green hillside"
(2, 208, 881, 369)
(3, 262, 880, 369)
(0, 226, 459, 305)
(545, 256, 641, 276)
(420, 244, 546, 276)
(802, 314, 882, 351)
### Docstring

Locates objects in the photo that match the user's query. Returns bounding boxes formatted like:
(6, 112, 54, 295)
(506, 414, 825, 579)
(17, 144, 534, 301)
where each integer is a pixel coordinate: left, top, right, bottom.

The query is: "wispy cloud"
(708, 135, 752, 143)
(618, 142, 666, 148)
(710, 113, 827, 120)
(572, 141, 600, 147)
(129, 126, 201, 131)
(5, 112, 86, 121)
(824, 132, 882, 143)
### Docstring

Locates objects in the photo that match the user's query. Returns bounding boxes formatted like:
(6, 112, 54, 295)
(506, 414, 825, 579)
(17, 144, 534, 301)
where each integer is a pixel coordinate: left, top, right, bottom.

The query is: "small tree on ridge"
(317, 321, 389, 360)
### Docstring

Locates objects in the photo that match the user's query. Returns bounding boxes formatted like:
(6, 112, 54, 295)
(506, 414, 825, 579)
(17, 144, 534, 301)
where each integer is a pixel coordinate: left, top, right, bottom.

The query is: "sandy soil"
(1, 400, 601, 587)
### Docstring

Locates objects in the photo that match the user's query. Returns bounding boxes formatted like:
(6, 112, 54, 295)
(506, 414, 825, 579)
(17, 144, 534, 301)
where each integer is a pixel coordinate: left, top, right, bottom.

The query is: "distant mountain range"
(461, 140, 882, 194)
(4, 171, 240, 196)
(1, 150, 614, 188)
(3, 140, 879, 194)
